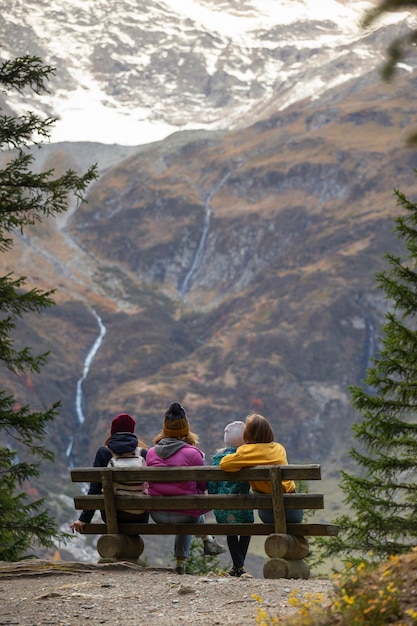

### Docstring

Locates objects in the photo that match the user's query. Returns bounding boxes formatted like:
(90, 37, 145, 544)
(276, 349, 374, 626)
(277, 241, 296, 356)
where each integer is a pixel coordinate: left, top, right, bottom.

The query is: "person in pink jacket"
(146, 402, 226, 574)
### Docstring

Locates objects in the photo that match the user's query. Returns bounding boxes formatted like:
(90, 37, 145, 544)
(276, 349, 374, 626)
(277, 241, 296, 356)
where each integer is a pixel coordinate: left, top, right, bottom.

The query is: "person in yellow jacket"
(220, 413, 303, 524)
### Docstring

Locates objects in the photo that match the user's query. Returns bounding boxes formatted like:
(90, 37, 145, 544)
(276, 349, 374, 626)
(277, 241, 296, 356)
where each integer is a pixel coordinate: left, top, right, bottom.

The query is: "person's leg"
(151, 511, 196, 574)
(258, 509, 274, 524)
(174, 533, 192, 570)
(202, 535, 227, 555)
(226, 536, 242, 569)
(118, 511, 149, 523)
(238, 535, 251, 563)
(195, 515, 226, 555)
(285, 509, 304, 523)
(227, 535, 251, 576)
(258, 508, 304, 524)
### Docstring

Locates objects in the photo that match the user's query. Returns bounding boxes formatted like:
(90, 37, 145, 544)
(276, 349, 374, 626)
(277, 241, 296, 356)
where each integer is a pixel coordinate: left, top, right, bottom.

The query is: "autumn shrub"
(253, 553, 417, 626)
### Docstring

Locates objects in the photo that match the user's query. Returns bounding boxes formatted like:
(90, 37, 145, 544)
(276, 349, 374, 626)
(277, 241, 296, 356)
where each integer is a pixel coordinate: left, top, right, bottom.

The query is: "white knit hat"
(224, 421, 245, 447)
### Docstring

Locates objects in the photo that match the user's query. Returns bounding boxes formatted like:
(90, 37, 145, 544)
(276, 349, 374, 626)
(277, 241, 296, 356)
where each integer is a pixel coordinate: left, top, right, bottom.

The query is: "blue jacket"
(207, 447, 254, 524)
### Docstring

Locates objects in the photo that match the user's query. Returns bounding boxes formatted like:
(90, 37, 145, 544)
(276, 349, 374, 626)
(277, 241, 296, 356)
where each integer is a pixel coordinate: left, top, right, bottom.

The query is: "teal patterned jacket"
(207, 446, 254, 524)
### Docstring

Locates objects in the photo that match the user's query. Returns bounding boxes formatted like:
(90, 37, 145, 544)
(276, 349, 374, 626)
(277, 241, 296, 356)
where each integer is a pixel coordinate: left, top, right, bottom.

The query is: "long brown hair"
(243, 414, 274, 444)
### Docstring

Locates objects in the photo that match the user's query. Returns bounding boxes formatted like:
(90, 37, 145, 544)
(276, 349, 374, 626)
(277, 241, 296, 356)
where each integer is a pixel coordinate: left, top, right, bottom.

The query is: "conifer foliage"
(324, 182, 417, 562)
(362, 1, 417, 77)
(0, 55, 97, 560)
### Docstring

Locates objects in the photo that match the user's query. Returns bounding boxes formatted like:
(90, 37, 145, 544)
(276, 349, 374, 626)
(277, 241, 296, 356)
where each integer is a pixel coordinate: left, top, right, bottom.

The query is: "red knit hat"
(111, 413, 136, 434)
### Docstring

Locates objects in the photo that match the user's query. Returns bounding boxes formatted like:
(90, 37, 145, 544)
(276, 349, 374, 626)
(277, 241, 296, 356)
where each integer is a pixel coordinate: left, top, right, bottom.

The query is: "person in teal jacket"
(208, 421, 254, 577)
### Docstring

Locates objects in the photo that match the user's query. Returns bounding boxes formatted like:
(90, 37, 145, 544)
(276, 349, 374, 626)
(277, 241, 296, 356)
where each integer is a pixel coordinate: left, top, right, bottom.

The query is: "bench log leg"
(263, 557, 310, 580)
(97, 534, 144, 561)
(264, 533, 309, 560)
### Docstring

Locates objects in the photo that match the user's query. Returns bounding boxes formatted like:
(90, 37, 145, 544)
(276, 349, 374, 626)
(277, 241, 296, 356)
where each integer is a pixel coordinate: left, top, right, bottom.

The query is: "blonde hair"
(243, 413, 274, 444)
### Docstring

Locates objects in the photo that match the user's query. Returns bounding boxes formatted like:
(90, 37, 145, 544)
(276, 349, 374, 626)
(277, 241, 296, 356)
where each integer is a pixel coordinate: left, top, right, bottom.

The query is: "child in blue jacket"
(208, 421, 254, 577)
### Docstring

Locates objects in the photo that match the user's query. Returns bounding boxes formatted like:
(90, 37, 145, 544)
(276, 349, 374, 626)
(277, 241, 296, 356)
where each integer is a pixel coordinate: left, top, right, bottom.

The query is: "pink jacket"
(146, 438, 208, 516)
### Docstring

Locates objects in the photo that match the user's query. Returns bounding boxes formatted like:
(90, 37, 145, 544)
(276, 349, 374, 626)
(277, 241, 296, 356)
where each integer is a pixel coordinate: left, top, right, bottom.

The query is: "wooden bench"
(71, 464, 338, 579)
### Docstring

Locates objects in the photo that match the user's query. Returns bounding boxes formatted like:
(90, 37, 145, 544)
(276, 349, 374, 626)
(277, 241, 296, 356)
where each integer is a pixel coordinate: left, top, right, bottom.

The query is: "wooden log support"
(263, 557, 310, 580)
(97, 534, 144, 560)
(264, 533, 310, 559)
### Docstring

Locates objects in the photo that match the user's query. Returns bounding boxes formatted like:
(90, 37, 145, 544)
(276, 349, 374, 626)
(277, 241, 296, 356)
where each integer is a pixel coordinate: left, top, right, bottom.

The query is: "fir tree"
(362, 1, 417, 81)
(361, 3, 417, 147)
(322, 181, 417, 562)
(0, 55, 97, 560)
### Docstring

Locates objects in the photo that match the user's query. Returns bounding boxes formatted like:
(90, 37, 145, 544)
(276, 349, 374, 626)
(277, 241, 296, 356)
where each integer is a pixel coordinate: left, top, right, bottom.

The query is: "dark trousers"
(227, 535, 251, 569)
(100, 510, 149, 523)
(258, 508, 304, 524)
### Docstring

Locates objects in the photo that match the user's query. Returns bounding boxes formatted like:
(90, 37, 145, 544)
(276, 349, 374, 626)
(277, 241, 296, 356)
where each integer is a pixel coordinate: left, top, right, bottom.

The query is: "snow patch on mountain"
(0, 0, 413, 146)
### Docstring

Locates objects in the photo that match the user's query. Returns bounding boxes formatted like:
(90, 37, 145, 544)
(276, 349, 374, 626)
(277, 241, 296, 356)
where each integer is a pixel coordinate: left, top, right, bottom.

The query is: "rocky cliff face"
(1, 1, 417, 527)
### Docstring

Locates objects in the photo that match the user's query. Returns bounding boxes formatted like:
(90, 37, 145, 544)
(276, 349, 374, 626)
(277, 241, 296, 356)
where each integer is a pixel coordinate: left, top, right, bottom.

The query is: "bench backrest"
(71, 463, 321, 483)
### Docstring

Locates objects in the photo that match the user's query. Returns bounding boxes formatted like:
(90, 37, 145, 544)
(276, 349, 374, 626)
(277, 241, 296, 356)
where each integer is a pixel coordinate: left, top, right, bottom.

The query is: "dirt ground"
(0, 559, 334, 626)
(3, 550, 417, 625)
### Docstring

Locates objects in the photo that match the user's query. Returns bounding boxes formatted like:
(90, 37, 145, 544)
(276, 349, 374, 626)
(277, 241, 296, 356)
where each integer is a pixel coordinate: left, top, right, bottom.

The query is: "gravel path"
(0, 560, 335, 626)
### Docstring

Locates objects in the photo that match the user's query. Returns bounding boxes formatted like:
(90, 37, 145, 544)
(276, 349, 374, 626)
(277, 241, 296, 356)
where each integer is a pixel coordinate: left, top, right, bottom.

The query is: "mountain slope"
(1, 1, 417, 542)
(5, 62, 417, 471)
(1, 0, 412, 144)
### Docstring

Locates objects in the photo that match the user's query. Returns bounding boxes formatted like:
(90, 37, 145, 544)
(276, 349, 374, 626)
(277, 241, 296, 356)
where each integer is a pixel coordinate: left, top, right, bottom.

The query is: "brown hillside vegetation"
(1, 551, 417, 625)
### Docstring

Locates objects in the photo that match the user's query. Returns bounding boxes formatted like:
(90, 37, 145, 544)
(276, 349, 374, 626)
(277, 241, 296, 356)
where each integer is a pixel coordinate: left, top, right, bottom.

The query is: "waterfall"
(66, 437, 74, 458)
(180, 201, 212, 297)
(180, 171, 231, 297)
(75, 309, 106, 425)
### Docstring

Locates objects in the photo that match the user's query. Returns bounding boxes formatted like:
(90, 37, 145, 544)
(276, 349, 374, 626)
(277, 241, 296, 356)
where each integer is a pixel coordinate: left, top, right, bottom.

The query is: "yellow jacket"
(219, 442, 295, 494)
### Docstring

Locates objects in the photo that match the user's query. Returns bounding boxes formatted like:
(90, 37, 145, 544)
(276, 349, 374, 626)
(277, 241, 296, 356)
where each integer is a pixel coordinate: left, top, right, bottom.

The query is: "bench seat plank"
(75, 522, 339, 537)
(74, 492, 324, 512)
